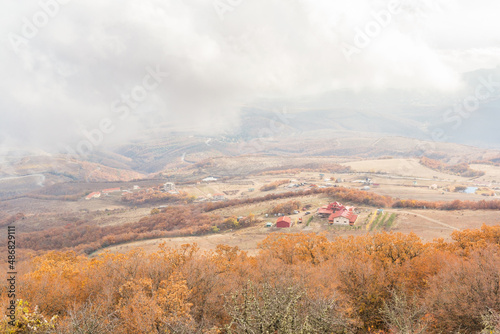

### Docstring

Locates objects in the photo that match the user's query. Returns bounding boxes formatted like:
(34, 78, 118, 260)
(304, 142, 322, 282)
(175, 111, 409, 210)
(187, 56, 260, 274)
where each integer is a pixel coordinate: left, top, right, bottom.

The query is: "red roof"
(329, 208, 357, 223)
(329, 202, 345, 210)
(85, 191, 101, 199)
(329, 210, 350, 219)
(103, 188, 121, 193)
(318, 207, 333, 214)
(276, 216, 292, 224)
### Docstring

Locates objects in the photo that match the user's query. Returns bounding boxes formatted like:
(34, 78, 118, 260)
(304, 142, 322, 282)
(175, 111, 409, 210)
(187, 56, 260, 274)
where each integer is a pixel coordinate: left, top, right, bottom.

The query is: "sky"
(1, 0, 499, 154)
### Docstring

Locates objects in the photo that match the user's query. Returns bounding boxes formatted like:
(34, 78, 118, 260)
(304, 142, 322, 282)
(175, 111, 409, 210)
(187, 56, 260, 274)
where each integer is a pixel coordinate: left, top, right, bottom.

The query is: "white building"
(164, 182, 176, 192)
(202, 177, 218, 182)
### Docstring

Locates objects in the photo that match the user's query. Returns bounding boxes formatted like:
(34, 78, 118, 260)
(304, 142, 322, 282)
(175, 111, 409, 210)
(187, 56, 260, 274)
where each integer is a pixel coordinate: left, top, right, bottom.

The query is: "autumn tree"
(426, 247, 500, 333)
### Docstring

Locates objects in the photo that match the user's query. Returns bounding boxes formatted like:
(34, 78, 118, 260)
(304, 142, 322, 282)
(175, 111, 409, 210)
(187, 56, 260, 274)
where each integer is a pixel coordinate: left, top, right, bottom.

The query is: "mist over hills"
(2, 65, 499, 182)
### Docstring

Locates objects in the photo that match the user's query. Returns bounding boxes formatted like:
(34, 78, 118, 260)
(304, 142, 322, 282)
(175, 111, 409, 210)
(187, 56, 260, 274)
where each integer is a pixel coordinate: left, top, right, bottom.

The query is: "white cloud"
(0, 0, 498, 151)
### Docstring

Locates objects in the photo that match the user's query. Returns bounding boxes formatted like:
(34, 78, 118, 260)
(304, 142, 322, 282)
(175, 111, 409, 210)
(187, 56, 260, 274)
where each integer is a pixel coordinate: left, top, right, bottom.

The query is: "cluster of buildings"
(317, 202, 358, 225)
(163, 182, 179, 194)
(271, 201, 358, 229)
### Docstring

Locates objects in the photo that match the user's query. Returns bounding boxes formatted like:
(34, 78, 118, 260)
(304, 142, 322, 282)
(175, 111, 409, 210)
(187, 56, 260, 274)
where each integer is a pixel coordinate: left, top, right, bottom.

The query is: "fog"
(1, 0, 499, 154)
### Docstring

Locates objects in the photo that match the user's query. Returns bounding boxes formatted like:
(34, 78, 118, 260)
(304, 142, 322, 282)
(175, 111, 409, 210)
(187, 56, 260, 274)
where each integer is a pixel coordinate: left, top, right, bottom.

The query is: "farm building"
(202, 177, 218, 182)
(317, 201, 358, 225)
(163, 182, 176, 192)
(85, 192, 101, 200)
(102, 187, 121, 194)
(328, 208, 358, 225)
(317, 202, 349, 218)
(276, 216, 292, 228)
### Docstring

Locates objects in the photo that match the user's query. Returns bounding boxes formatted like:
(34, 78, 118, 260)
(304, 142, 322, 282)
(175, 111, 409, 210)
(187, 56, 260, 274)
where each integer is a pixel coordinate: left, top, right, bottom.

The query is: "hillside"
(0, 155, 146, 199)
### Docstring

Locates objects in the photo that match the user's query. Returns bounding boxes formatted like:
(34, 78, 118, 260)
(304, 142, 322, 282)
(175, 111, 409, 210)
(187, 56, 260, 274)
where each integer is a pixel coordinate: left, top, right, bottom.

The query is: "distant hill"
(0, 155, 146, 199)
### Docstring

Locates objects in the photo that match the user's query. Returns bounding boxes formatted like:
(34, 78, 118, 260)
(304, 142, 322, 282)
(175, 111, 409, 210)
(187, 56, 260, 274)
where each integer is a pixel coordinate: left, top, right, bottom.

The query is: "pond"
(464, 187, 477, 194)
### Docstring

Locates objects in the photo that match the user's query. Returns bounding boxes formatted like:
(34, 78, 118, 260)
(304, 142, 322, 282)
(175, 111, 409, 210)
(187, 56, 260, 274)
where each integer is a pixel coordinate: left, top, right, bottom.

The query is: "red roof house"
(318, 202, 348, 217)
(276, 216, 292, 228)
(102, 187, 121, 194)
(318, 206, 332, 215)
(329, 208, 357, 225)
(85, 191, 101, 200)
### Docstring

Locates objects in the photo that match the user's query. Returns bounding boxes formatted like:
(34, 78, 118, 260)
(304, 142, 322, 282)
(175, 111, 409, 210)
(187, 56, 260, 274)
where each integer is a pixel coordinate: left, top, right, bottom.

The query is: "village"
(78, 160, 500, 242)
(6, 156, 500, 257)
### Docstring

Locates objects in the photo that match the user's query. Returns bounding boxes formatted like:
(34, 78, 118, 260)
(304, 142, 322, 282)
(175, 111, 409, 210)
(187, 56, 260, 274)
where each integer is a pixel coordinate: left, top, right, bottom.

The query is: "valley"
(3, 153, 500, 256)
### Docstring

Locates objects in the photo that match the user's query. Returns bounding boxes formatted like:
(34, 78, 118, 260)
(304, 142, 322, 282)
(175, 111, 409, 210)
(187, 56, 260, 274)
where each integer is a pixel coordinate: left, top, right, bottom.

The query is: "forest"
(2, 225, 500, 333)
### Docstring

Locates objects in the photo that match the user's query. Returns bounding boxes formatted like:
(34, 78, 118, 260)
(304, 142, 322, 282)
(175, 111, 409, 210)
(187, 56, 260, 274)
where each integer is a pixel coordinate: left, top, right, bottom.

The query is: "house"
(329, 208, 358, 225)
(85, 191, 101, 200)
(317, 201, 358, 225)
(276, 216, 292, 228)
(133, 185, 140, 190)
(318, 206, 332, 217)
(317, 202, 347, 217)
(202, 177, 218, 182)
(212, 193, 226, 201)
(102, 187, 121, 194)
(164, 182, 175, 192)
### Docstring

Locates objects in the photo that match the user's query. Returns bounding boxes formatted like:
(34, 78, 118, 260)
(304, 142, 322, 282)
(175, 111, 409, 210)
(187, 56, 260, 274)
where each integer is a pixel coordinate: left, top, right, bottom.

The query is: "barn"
(276, 216, 292, 228)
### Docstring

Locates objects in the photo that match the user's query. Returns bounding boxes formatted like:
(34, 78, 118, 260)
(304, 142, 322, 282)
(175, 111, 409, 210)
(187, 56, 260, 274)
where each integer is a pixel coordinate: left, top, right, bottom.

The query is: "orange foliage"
(269, 200, 301, 215)
(259, 179, 290, 191)
(121, 189, 194, 205)
(5, 226, 500, 333)
(420, 156, 485, 177)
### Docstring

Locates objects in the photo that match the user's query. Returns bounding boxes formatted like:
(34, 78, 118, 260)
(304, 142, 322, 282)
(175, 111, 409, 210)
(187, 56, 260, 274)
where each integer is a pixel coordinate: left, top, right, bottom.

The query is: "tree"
(0, 300, 57, 334)
(381, 289, 429, 334)
(224, 281, 349, 334)
(55, 300, 118, 334)
(426, 247, 500, 333)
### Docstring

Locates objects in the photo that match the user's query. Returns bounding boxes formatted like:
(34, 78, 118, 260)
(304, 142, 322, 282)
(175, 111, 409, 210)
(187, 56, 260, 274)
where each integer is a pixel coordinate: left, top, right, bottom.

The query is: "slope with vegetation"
(420, 156, 485, 178)
(3, 225, 500, 333)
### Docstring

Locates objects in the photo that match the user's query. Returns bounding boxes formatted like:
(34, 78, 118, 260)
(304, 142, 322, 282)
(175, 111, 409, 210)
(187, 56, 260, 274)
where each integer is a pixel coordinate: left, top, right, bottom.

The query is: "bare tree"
(224, 281, 351, 334)
(381, 289, 429, 334)
(481, 309, 500, 334)
(55, 300, 118, 334)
